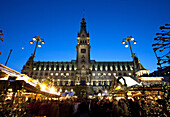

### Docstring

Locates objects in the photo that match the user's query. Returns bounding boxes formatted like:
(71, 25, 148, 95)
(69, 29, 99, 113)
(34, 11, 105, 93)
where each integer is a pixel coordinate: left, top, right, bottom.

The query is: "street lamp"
(28, 36, 45, 77)
(122, 36, 137, 77)
(0, 30, 4, 55)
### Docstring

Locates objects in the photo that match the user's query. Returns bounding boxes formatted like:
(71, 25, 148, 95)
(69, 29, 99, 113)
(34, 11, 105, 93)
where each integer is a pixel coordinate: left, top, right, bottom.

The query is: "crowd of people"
(25, 97, 168, 117)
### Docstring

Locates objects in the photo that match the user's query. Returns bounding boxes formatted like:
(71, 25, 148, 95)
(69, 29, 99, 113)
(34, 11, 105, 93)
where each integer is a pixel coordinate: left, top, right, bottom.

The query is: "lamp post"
(28, 36, 45, 77)
(0, 30, 4, 55)
(122, 36, 137, 77)
(5, 49, 12, 66)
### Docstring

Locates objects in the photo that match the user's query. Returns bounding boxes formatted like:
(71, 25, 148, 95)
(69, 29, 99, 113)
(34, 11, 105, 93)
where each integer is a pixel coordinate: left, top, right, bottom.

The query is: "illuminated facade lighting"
(22, 14, 147, 97)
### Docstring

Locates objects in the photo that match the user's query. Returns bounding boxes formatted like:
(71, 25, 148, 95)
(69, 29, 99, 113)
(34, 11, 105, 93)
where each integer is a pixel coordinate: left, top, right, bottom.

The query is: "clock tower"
(76, 13, 91, 72)
(75, 13, 92, 97)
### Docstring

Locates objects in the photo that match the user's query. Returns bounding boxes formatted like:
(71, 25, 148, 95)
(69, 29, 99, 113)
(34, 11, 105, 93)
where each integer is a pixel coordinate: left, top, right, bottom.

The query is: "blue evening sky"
(0, 0, 170, 73)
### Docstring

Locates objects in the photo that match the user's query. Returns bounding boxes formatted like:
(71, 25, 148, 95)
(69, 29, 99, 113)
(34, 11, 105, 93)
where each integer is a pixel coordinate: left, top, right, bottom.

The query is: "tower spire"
(83, 9, 85, 19)
(78, 10, 89, 37)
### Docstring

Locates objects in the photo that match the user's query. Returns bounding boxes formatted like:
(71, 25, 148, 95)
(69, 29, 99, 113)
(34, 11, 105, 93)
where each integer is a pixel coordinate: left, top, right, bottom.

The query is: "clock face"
(81, 49, 86, 53)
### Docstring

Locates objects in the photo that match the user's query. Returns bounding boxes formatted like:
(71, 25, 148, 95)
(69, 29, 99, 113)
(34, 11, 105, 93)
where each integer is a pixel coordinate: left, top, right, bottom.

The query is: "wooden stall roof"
(0, 80, 59, 98)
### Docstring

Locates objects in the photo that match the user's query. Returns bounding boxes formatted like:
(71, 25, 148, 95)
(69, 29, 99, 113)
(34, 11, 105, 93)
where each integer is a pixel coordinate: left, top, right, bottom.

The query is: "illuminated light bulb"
(41, 84, 46, 91)
(42, 41, 45, 44)
(133, 41, 137, 44)
(122, 41, 125, 44)
(38, 44, 41, 47)
(125, 44, 128, 48)
(118, 86, 121, 89)
(131, 37, 134, 41)
(50, 87, 55, 93)
(60, 88, 62, 92)
(33, 38, 36, 41)
(30, 41, 33, 44)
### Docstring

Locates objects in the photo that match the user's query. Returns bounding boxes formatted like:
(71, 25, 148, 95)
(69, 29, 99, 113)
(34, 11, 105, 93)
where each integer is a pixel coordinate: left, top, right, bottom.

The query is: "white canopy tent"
(116, 76, 141, 87)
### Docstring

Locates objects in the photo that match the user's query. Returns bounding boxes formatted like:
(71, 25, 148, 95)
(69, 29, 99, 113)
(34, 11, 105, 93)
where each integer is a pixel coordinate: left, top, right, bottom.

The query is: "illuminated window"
(108, 73, 111, 76)
(50, 73, 54, 76)
(95, 67, 97, 71)
(96, 81, 99, 86)
(98, 73, 101, 76)
(59, 67, 61, 71)
(66, 73, 69, 76)
(92, 73, 95, 76)
(129, 73, 132, 75)
(107, 81, 110, 85)
(61, 73, 64, 76)
(110, 66, 113, 71)
(113, 73, 116, 76)
(100, 66, 103, 71)
(105, 66, 108, 71)
(82, 65, 85, 69)
(90, 66, 92, 70)
(55, 73, 58, 76)
(103, 73, 106, 76)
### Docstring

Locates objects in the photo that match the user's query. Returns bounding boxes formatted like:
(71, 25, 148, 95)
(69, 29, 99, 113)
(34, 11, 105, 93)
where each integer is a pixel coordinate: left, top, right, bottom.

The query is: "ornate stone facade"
(21, 14, 146, 97)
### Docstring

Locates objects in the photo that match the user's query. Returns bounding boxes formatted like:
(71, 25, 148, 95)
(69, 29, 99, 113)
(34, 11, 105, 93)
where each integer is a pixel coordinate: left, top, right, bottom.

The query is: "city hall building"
(21, 15, 147, 97)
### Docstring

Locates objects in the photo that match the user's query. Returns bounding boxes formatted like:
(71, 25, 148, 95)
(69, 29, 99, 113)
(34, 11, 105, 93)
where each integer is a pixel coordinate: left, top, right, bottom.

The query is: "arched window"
(72, 65, 74, 71)
(112, 65, 116, 71)
(108, 65, 110, 71)
(81, 60, 85, 63)
(46, 65, 49, 71)
(66, 65, 69, 71)
(41, 65, 44, 71)
(82, 65, 85, 69)
(51, 65, 54, 71)
(36, 65, 39, 70)
(61, 65, 64, 71)
(127, 65, 131, 71)
(122, 65, 126, 71)
(92, 65, 95, 71)
(103, 65, 105, 71)
(117, 65, 121, 71)
(56, 65, 59, 71)
(97, 65, 100, 71)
